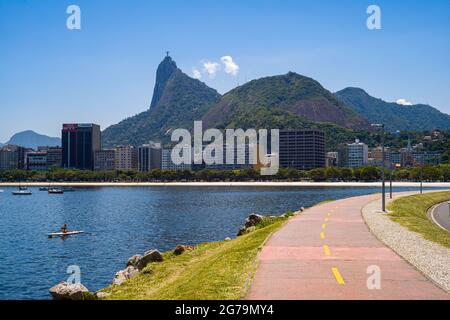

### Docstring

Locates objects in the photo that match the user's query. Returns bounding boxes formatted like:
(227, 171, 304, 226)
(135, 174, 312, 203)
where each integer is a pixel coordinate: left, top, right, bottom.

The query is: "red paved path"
(247, 194, 449, 300)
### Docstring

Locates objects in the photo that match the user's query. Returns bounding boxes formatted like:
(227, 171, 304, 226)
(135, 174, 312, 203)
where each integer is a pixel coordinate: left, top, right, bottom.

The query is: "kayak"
(48, 231, 84, 238)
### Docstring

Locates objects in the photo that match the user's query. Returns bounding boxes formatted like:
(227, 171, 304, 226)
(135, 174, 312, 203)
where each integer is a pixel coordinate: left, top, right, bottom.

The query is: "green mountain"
(335, 87, 450, 132)
(102, 56, 221, 147)
(202, 72, 370, 130)
(102, 60, 372, 150)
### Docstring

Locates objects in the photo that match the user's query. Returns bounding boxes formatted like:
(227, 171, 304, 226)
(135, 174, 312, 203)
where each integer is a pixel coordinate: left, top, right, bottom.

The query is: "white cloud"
(192, 67, 202, 80)
(396, 98, 413, 106)
(202, 61, 220, 77)
(220, 55, 239, 76)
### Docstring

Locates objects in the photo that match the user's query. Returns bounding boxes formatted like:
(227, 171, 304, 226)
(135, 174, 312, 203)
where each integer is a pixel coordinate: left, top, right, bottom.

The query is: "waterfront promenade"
(247, 193, 450, 300)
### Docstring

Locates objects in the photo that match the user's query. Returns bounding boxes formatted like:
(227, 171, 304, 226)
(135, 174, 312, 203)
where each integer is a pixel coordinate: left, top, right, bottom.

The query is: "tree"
(308, 168, 327, 181)
(360, 167, 380, 182)
(325, 167, 340, 181)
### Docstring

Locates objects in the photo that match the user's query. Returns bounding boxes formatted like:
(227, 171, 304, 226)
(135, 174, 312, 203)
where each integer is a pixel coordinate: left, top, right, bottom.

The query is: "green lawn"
(388, 191, 450, 248)
(100, 216, 289, 300)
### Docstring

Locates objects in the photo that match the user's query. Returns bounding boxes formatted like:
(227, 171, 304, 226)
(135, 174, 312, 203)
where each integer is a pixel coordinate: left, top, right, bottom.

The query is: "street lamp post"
(372, 123, 386, 212)
(390, 167, 393, 199)
(390, 163, 401, 199)
(420, 166, 423, 194)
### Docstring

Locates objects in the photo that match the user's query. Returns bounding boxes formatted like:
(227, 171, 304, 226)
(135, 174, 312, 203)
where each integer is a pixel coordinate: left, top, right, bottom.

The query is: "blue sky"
(1, 0, 449, 141)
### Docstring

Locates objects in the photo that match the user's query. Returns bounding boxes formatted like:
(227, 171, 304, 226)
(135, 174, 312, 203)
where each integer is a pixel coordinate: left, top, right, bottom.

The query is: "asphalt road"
(431, 202, 450, 232)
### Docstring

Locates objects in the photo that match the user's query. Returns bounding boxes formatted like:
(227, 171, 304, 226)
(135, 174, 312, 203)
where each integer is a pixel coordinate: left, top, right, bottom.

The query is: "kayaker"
(60, 224, 68, 233)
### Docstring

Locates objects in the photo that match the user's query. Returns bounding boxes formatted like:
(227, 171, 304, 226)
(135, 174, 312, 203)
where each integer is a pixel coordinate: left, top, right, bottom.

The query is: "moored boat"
(48, 188, 64, 194)
(12, 186, 32, 195)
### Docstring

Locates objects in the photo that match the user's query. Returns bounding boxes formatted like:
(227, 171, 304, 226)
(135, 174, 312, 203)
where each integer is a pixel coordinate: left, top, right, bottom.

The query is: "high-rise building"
(368, 146, 391, 168)
(326, 152, 338, 167)
(400, 150, 441, 167)
(0, 145, 26, 170)
(369, 146, 390, 162)
(388, 140, 442, 168)
(411, 151, 441, 166)
(203, 143, 254, 170)
(161, 148, 192, 171)
(389, 152, 401, 166)
(138, 142, 162, 172)
(346, 139, 368, 168)
(61, 124, 101, 170)
(26, 152, 48, 171)
(279, 129, 325, 169)
(38, 146, 63, 168)
(94, 149, 116, 171)
(115, 145, 138, 171)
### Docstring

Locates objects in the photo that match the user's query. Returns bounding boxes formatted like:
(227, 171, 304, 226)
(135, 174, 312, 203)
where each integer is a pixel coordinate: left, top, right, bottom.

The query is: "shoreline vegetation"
(388, 191, 450, 248)
(0, 165, 449, 185)
(95, 213, 296, 300)
(2, 181, 450, 188)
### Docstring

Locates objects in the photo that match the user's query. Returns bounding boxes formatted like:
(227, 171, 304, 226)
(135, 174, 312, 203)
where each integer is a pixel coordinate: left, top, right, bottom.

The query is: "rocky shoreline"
(48, 209, 303, 300)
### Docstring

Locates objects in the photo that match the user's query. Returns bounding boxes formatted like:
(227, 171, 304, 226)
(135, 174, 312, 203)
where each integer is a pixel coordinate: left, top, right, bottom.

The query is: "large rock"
(49, 282, 91, 300)
(237, 226, 247, 236)
(136, 250, 163, 271)
(126, 254, 142, 268)
(244, 214, 264, 228)
(96, 291, 111, 299)
(173, 245, 186, 255)
(113, 266, 139, 286)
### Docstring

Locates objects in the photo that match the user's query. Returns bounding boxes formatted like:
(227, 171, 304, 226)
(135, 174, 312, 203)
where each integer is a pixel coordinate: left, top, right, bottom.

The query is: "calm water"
(0, 185, 444, 299)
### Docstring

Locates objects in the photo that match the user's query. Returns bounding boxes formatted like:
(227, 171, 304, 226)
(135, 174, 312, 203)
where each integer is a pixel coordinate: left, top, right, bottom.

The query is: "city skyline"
(1, 0, 450, 142)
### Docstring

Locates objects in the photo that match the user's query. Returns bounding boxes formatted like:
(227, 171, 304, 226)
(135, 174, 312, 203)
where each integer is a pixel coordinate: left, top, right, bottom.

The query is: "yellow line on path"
(320, 232, 325, 239)
(322, 223, 326, 230)
(323, 245, 331, 256)
(331, 267, 345, 285)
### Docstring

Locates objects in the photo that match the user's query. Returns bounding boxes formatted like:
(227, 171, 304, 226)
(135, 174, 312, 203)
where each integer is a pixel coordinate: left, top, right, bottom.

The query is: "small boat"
(39, 187, 49, 191)
(48, 188, 64, 194)
(0, 190, 4, 193)
(12, 186, 32, 195)
(48, 230, 84, 238)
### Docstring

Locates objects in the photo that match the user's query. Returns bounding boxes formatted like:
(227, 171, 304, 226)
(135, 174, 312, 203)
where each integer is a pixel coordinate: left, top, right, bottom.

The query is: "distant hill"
(203, 72, 370, 130)
(5, 130, 60, 149)
(102, 56, 221, 147)
(335, 87, 450, 132)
